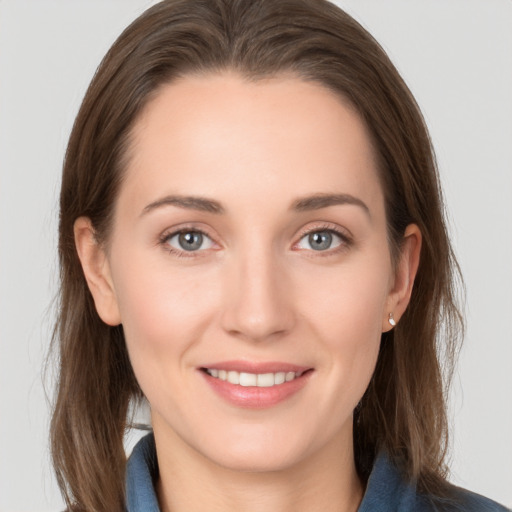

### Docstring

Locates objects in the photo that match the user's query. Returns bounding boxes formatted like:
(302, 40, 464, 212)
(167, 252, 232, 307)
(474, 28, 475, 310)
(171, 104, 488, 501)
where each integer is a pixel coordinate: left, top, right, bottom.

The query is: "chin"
(197, 430, 316, 474)
(208, 448, 301, 474)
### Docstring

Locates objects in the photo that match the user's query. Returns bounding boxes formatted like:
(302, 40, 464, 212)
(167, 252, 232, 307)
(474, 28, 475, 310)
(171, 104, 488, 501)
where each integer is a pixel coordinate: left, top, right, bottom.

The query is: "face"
(79, 73, 416, 473)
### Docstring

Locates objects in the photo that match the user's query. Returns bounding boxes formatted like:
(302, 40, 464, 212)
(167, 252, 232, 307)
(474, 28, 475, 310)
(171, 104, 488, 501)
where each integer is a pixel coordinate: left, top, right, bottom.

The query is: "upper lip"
(199, 360, 312, 374)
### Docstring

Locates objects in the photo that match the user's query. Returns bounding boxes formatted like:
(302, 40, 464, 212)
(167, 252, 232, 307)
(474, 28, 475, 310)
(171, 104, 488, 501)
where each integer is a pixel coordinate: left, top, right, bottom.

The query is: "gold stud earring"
(388, 313, 396, 327)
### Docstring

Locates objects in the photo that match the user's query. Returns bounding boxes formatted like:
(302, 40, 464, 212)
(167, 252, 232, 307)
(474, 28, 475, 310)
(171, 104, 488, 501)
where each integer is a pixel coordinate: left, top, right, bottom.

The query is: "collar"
(125, 433, 421, 512)
(126, 433, 160, 512)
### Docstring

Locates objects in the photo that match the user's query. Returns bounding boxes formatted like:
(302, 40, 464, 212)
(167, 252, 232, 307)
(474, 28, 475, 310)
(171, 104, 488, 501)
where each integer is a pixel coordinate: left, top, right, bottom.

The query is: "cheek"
(109, 248, 220, 374)
(299, 253, 390, 397)
(301, 253, 391, 338)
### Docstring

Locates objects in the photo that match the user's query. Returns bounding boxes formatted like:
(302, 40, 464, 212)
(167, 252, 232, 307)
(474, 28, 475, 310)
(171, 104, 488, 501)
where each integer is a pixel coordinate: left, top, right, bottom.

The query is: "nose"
(220, 246, 296, 343)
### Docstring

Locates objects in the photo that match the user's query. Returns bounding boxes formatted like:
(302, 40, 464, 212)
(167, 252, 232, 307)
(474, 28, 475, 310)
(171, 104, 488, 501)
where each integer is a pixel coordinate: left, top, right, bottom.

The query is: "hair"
(50, 0, 464, 510)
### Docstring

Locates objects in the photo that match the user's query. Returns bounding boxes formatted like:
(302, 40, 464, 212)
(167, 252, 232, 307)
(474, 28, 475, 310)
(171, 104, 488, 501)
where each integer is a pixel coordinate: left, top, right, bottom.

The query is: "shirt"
(125, 433, 509, 511)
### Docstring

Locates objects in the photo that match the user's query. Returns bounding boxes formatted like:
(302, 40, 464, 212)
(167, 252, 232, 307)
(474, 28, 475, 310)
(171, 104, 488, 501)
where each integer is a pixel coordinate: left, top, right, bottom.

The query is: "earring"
(388, 313, 396, 327)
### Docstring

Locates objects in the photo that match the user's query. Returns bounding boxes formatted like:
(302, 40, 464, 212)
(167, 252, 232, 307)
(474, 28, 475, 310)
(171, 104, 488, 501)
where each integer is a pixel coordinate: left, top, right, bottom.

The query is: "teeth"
(257, 373, 274, 387)
(227, 371, 239, 385)
(274, 372, 286, 385)
(205, 369, 303, 387)
(239, 372, 257, 386)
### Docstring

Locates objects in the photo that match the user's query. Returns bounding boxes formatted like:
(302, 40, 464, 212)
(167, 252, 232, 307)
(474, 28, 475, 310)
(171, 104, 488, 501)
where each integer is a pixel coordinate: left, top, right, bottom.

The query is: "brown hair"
(51, 0, 463, 510)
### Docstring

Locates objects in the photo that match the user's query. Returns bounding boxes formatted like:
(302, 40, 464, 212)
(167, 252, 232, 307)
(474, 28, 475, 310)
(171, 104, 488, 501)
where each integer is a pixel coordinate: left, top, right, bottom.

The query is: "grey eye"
(308, 231, 333, 251)
(297, 230, 343, 251)
(167, 231, 213, 252)
(179, 232, 203, 251)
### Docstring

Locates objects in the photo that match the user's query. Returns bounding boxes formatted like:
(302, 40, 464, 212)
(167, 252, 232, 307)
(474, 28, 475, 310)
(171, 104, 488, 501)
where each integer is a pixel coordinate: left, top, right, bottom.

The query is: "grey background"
(1, 1, 511, 510)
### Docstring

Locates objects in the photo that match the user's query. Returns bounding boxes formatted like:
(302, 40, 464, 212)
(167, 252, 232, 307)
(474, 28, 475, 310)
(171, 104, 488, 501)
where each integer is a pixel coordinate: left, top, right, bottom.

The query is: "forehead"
(121, 72, 384, 218)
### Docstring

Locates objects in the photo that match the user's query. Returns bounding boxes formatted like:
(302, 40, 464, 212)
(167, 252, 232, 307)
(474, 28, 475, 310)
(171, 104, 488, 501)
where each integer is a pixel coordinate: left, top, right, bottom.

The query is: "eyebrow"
(141, 195, 225, 216)
(141, 192, 369, 217)
(291, 193, 370, 215)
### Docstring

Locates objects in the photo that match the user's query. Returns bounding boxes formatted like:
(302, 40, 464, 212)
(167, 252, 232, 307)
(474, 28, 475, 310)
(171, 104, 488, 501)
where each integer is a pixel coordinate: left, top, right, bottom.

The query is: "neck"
(153, 421, 364, 512)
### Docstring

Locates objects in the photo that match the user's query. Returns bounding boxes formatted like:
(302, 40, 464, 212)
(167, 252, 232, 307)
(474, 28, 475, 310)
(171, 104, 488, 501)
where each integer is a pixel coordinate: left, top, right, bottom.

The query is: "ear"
(382, 223, 422, 332)
(74, 217, 121, 326)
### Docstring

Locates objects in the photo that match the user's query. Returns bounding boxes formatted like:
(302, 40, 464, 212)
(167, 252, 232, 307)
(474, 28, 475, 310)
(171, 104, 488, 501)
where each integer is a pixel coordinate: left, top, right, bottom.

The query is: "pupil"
(309, 231, 332, 251)
(179, 231, 203, 251)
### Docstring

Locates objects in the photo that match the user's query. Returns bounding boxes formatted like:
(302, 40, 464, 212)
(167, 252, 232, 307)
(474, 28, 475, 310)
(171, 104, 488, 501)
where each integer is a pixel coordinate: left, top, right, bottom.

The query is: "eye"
(165, 230, 214, 252)
(296, 229, 345, 252)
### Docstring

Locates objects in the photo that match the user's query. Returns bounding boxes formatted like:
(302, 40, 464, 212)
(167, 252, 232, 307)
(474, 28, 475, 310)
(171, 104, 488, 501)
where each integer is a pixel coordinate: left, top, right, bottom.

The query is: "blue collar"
(125, 433, 506, 512)
(125, 433, 415, 512)
(126, 433, 160, 512)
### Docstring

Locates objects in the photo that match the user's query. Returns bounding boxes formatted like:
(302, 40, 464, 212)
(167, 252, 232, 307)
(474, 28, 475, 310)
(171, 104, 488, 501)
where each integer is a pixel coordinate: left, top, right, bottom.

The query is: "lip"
(198, 360, 314, 409)
(200, 360, 311, 374)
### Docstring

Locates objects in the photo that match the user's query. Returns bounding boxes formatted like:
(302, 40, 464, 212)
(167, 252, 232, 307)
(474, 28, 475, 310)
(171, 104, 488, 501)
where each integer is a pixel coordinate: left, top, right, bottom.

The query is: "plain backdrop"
(0, 1, 511, 510)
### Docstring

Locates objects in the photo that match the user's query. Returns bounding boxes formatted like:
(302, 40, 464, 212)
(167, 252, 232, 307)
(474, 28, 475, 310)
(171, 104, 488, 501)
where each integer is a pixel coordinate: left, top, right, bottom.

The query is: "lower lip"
(200, 370, 313, 409)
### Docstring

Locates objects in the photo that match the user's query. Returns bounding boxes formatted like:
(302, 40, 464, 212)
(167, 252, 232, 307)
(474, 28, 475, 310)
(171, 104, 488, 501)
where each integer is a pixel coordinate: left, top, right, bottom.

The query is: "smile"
(200, 364, 313, 409)
(204, 368, 303, 387)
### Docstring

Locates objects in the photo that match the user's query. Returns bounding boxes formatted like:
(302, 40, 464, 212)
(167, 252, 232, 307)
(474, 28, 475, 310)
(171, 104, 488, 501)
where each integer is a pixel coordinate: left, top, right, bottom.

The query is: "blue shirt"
(126, 433, 509, 511)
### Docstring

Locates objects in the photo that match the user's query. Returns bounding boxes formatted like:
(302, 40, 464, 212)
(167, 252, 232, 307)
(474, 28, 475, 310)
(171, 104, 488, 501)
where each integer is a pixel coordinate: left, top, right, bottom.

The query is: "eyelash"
(159, 226, 215, 259)
(158, 223, 352, 259)
(293, 223, 352, 257)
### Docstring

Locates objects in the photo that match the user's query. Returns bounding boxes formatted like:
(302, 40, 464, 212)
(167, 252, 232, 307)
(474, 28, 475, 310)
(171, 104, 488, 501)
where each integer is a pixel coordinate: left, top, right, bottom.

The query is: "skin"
(75, 73, 421, 512)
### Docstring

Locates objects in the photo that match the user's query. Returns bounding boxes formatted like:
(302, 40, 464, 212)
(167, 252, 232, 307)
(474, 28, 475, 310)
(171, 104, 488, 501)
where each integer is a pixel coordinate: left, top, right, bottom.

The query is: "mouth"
(201, 368, 306, 387)
(199, 362, 314, 408)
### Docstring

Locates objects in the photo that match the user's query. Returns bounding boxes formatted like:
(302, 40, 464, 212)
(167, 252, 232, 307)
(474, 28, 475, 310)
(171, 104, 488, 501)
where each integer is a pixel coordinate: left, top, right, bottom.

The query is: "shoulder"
(360, 451, 510, 512)
(417, 486, 510, 512)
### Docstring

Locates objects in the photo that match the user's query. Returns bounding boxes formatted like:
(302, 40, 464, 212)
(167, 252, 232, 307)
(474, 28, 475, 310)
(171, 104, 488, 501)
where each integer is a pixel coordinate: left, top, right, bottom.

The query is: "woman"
(50, 0, 508, 511)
